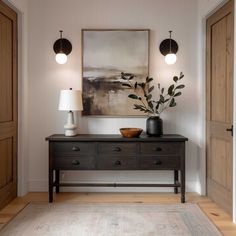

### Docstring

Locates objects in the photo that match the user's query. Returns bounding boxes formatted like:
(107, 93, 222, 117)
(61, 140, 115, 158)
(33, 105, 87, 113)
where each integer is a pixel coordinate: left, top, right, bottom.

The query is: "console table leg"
(174, 170, 179, 194)
(56, 170, 60, 193)
(181, 170, 185, 203)
(49, 169, 53, 203)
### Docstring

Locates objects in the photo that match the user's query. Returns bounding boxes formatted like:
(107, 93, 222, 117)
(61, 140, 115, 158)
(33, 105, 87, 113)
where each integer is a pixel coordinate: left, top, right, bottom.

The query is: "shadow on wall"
(76, 112, 89, 133)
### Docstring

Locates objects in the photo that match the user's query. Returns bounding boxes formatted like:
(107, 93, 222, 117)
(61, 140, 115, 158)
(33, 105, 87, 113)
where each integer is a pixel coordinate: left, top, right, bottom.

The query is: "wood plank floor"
(0, 192, 236, 235)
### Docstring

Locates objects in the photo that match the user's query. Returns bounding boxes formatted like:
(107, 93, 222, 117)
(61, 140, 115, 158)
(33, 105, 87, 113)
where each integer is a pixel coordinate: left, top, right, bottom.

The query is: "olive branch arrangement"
(121, 72, 185, 116)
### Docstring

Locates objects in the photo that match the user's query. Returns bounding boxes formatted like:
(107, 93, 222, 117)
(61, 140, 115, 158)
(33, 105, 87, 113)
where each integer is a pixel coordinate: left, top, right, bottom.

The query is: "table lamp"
(58, 88, 83, 136)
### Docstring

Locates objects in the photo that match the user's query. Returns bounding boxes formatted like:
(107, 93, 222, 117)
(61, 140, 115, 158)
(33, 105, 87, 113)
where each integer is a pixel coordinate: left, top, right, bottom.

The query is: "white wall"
(198, 0, 227, 16)
(26, 0, 201, 193)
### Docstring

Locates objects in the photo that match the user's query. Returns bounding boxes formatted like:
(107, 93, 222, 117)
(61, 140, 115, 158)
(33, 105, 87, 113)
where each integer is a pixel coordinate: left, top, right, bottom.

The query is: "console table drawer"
(97, 156, 137, 170)
(98, 143, 136, 155)
(53, 142, 95, 156)
(140, 156, 181, 170)
(140, 142, 182, 155)
(53, 156, 95, 170)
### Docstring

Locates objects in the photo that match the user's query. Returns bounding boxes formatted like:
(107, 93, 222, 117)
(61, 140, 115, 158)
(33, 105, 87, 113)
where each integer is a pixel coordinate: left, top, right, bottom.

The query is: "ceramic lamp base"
(64, 111, 77, 136)
(64, 125, 77, 136)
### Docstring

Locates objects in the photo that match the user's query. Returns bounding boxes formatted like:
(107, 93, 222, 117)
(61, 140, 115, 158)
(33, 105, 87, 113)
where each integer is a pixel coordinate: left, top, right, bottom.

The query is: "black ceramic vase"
(146, 116, 163, 136)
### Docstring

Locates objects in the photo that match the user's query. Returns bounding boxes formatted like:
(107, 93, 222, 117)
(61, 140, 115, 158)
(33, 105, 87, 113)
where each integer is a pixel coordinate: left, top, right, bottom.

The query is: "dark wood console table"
(46, 134, 188, 203)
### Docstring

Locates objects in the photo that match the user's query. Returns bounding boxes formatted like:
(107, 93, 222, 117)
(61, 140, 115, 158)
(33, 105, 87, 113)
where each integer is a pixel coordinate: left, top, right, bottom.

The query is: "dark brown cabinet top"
(46, 134, 188, 142)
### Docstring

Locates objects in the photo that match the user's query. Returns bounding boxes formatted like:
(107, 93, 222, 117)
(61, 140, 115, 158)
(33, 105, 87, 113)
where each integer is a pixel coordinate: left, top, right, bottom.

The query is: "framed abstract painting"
(82, 29, 149, 116)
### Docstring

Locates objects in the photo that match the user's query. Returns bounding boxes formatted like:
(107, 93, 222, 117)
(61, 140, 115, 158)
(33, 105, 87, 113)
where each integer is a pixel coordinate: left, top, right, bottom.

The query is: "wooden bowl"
(119, 128, 143, 138)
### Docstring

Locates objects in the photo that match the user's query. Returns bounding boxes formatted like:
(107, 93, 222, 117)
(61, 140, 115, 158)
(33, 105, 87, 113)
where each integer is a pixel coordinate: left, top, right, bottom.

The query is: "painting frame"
(81, 29, 150, 117)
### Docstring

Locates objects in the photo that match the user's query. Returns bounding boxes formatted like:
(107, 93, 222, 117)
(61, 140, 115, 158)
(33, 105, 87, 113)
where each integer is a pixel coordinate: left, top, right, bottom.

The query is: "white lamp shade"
(165, 53, 177, 65)
(58, 89, 83, 111)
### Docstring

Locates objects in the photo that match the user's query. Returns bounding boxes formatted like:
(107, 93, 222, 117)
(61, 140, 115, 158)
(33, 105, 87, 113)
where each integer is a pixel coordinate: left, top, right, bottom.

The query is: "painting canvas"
(82, 29, 149, 116)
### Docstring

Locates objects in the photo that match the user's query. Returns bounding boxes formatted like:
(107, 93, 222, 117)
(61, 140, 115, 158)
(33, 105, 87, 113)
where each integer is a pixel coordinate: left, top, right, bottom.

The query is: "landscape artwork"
(82, 29, 149, 116)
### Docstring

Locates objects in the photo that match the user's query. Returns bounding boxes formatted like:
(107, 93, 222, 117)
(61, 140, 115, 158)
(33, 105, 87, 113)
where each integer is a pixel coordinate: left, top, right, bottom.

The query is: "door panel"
(211, 137, 232, 190)
(211, 17, 227, 123)
(0, 1, 17, 210)
(226, 13, 234, 123)
(0, 138, 13, 189)
(0, 14, 13, 122)
(206, 0, 234, 215)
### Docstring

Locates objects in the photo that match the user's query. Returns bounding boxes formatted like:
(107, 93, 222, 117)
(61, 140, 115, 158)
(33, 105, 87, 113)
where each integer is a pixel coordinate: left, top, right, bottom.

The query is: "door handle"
(226, 125, 233, 137)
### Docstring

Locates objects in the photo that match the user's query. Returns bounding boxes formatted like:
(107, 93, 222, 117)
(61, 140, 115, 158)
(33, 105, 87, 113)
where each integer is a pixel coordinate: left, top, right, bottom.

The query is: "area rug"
(0, 203, 221, 236)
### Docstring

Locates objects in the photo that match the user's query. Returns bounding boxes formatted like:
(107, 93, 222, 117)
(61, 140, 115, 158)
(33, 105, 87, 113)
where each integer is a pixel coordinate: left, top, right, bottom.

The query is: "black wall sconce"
(159, 31, 178, 65)
(53, 30, 72, 64)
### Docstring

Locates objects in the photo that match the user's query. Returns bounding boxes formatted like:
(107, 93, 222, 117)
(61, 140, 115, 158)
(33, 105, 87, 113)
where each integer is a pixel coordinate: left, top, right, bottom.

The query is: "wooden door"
(206, 0, 234, 215)
(0, 1, 17, 210)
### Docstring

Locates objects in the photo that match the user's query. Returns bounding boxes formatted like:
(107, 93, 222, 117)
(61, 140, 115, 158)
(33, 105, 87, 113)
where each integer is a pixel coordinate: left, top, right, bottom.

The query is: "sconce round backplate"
(53, 38, 72, 55)
(159, 39, 178, 56)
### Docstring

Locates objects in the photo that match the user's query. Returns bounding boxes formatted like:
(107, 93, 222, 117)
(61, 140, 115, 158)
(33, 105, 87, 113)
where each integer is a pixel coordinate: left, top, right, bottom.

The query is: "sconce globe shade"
(55, 53, 67, 64)
(165, 53, 177, 65)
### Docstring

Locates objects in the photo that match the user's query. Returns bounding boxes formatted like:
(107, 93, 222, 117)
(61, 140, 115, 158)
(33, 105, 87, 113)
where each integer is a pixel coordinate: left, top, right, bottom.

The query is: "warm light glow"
(165, 53, 177, 65)
(55, 53, 67, 64)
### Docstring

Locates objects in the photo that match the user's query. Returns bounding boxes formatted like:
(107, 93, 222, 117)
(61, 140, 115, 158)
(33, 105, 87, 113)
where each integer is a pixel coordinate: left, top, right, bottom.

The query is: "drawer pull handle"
(115, 160, 121, 166)
(72, 160, 80, 166)
(113, 147, 121, 152)
(72, 146, 80, 151)
(153, 147, 162, 152)
(154, 160, 162, 165)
